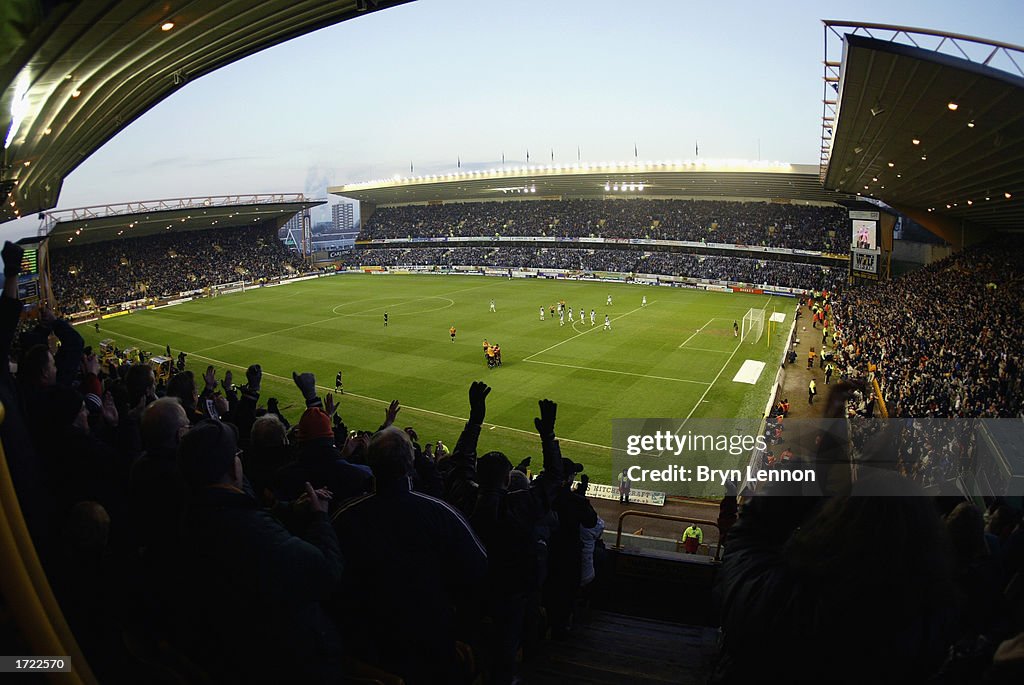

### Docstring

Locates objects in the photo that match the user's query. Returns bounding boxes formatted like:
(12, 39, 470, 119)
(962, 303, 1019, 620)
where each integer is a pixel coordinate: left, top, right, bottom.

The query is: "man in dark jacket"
(331, 425, 488, 685)
(544, 457, 598, 637)
(128, 397, 190, 554)
(443, 382, 567, 682)
(711, 385, 958, 684)
(177, 420, 344, 684)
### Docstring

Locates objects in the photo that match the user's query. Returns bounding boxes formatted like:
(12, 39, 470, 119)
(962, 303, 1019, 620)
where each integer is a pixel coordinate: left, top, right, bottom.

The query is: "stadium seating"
(4, 228, 1024, 683)
(359, 198, 849, 252)
(831, 238, 1024, 419)
(50, 224, 305, 312)
(337, 246, 844, 291)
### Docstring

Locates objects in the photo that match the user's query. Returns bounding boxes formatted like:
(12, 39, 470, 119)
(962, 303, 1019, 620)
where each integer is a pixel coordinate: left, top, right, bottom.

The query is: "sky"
(4, 0, 1023, 239)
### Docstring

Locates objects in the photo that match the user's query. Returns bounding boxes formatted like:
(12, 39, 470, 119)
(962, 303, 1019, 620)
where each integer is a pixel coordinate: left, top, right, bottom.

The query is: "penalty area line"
(678, 318, 714, 348)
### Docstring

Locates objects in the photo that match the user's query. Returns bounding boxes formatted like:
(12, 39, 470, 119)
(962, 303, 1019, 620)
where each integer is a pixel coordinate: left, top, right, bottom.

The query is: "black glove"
(2, 241, 23, 279)
(514, 457, 531, 472)
(468, 380, 491, 425)
(534, 399, 557, 439)
(292, 371, 321, 407)
(246, 364, 262, 393)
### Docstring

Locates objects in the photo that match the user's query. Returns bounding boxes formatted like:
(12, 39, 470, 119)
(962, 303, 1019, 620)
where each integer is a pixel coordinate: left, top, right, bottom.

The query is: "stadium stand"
(5, 2, 1024, 680)
(49, 224, 306, 311)
(338, 245, 844, 291)
(4, 229, 1024, 683)
(831, 238, 1024, 419)
(15, 192, 1023, 683)
(359, 198, 850, 252)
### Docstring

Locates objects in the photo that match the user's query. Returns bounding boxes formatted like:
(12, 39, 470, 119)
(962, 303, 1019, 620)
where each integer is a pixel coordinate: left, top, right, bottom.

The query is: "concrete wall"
(892, 239, 954, 266)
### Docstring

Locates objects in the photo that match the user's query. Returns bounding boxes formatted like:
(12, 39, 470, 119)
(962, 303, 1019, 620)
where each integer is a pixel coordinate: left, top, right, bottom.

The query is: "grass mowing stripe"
(194, 281, 493, 354)
(522, 359, 711, 385)
(82, 275, 788, 486)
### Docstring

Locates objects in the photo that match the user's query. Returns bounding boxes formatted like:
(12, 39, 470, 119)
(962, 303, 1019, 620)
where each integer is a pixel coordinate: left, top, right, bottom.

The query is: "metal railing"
(40, 193, 314, 234)
(614, 511, 723, 561)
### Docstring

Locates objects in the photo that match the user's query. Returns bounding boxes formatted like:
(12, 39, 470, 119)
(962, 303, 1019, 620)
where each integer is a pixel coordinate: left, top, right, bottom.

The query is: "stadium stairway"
(520, 540, 723, 683)
(522, 610, 719, 684)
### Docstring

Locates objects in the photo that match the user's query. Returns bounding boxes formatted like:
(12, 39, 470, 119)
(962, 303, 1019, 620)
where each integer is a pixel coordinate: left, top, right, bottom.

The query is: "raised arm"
(534, 398, 563, 479)
(444, 381, 490, 515)
(42, 305, 84, 387)
(233, 364, 261, 449)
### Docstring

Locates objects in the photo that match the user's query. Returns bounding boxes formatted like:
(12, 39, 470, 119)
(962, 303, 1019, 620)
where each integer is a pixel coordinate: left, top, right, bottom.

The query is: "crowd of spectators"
(4, 235, 605, 683)
(50, 225, 306, 312)
(716, 377, 1024, 683)
(339, 246, 842, 291)
(360, 199, 849, 252)
(3, 233, 1024, 683)
(830, 238, 1024, 418)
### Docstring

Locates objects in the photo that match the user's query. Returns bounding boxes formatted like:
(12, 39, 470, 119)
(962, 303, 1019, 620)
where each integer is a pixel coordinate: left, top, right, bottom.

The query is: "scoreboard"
(849, 210, 881, 278)
(16, 243, 41, 304)
(20, 246, 38, 275)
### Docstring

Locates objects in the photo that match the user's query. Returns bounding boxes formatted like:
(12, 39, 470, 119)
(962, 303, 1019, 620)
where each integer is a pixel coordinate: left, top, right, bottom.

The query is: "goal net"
(741, 307, 765, 344)
(211, 280, 245, 297)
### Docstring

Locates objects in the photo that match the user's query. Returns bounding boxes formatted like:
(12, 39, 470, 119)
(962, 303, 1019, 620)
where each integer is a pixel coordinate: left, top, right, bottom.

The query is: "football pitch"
(79, 273, 791, 489)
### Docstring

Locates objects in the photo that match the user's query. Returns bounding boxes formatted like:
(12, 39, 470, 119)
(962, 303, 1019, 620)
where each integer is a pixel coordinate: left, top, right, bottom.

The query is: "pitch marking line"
(194, 282, 490, 354)
(523, 359, 711, 385)
(647, 295, 778, 464)
(684, 295, 773, 421)
(100, 329, 617, 453)
(678, 318, 714, 348)
(523, 302, 654, 362)
(679, 346, 732, 354)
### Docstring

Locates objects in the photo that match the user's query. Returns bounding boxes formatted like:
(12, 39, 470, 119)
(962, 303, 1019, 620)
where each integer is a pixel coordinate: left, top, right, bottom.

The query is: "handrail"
(614, 510, 723, 561)
(0, 402, 96, 683)
(871, 375, 890, 418)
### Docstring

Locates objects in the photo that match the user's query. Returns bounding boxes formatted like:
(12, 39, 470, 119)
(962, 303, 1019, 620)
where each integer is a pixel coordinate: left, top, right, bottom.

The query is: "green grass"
(79, 273, 790, 488)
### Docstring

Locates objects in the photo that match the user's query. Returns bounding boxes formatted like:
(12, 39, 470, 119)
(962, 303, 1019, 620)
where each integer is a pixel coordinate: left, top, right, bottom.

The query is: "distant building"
(321, 202, 358, 250)
(332, 203, 354, 232)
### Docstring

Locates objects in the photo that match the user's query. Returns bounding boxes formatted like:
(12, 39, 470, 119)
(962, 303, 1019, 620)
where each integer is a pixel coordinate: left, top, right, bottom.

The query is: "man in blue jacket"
(331, 424, 487, 685)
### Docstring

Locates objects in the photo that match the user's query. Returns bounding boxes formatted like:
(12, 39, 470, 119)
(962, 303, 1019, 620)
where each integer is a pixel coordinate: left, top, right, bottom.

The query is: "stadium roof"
(821, 22, 1024, 230)
(330, 162, 855, 206)
(43, 194, 323, 247)
(0, 0, 412, 223)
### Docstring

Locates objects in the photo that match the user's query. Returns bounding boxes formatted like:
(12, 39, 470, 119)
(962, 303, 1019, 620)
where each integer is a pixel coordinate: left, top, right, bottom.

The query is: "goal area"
(741, 307, 765, 344)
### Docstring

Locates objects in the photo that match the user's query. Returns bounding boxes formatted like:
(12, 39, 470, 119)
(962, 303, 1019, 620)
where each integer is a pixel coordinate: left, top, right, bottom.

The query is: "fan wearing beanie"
(176, 419, 344, 683)
(298, 406, 335, 441)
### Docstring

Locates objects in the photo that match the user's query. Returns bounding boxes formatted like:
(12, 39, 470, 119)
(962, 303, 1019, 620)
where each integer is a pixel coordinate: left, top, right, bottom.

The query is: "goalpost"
(211, 280, 245, 297)
(741, 307, 765, 344)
